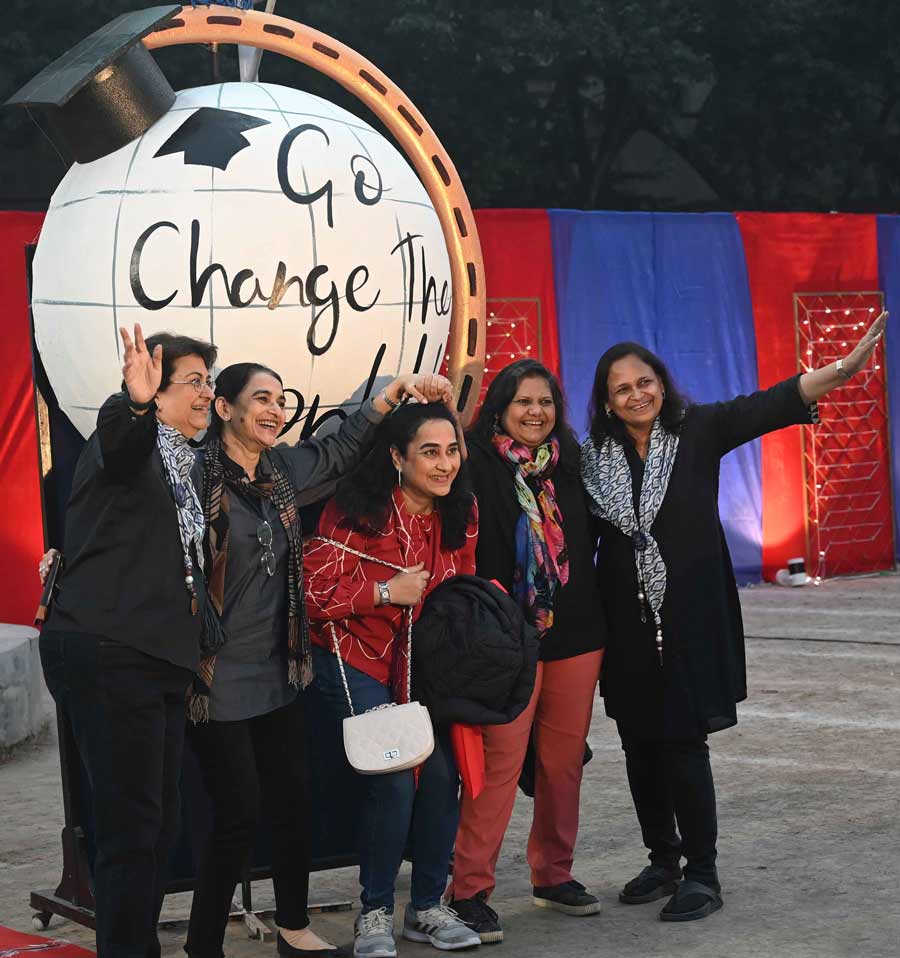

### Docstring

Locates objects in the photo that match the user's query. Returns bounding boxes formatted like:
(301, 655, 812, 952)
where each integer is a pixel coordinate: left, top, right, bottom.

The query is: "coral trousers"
(448, 649, 603, 899)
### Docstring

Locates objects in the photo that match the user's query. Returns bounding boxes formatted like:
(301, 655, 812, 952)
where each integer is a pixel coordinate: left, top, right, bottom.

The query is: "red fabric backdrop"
(736, 212, 880, 579)
(473, 209, 561, 377)
(0, 211, 45, 625)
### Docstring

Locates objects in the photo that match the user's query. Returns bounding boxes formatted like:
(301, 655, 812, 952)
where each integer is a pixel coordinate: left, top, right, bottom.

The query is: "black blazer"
(465, 433, 606, 662)
(47, 393, 207, 671)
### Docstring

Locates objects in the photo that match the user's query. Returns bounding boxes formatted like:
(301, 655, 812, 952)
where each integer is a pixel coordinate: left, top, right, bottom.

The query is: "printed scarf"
(156, 421, 205, 579)
(580, 420, 679, 629)
(188, 436, 313, 723)
(492, 434, 569, 635)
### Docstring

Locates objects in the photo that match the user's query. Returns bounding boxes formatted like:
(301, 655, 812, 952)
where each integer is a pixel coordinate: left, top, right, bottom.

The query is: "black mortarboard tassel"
(5, 6, 182, 164)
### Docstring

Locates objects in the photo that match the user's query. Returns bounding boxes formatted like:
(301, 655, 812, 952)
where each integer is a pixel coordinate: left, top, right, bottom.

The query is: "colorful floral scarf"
(492, 434, 569, 635)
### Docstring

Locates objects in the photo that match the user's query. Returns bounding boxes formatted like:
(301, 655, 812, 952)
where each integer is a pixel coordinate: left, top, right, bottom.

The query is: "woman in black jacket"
(39, 324, 217, 958)
(448, 360, 606, 943)
(581, 313, 886, 923)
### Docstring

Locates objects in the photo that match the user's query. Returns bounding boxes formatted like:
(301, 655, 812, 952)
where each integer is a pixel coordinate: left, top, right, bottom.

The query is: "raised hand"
(119, 323, 162, 405)
(391, 372, 453, 405)
(842, 310, 887, 377)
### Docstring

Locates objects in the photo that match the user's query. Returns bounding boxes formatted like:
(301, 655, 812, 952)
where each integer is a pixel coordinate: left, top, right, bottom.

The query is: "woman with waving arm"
(581, 312, 887, 923)
(39, 325, 217, 958)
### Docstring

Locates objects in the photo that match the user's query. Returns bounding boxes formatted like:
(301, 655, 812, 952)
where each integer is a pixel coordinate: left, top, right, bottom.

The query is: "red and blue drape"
(2, 208, 899, 624)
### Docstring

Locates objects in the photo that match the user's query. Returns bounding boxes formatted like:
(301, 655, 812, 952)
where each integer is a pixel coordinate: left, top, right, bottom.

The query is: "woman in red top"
(304, 401, 479, 958)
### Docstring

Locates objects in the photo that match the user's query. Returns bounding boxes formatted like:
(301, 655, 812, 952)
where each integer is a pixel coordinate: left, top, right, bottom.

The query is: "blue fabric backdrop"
(549, 210, 762, 581)
(876, 215, 900, 559)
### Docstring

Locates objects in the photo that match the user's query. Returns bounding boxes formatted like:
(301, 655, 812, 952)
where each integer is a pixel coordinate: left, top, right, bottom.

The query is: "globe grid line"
(109, 133, 148, 359)
(143, 4, 486, 421)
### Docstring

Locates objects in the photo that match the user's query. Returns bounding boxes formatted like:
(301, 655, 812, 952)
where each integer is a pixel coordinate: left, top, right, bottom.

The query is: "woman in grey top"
(184, 362, 452, 958)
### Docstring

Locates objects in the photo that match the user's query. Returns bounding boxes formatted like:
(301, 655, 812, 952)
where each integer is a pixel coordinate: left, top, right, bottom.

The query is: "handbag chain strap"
(312, 536, 415, 717)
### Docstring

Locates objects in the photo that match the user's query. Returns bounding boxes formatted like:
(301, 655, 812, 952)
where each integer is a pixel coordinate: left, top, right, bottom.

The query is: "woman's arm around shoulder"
(276, 373, 455, 502)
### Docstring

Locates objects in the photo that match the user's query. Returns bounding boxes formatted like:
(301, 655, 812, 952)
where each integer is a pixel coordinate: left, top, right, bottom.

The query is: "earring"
(605, 407, 613, 418)
(397, 466, 403, 487)
(492, 413, 501, 434)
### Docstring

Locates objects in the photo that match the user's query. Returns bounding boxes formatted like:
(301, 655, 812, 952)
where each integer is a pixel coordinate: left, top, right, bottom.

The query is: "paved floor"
(1, 575, 898, 958)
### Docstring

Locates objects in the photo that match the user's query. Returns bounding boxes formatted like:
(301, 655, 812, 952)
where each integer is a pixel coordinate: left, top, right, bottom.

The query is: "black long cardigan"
(465, 433, 606, 662)
(591, 377, 815, 741)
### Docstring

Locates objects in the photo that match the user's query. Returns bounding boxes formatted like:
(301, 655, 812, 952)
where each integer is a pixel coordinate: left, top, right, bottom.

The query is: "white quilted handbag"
(316, 537, 435, 775)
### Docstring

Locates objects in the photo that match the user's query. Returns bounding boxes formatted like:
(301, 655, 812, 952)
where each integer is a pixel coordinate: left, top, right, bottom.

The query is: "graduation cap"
(5, 6, 182, 164)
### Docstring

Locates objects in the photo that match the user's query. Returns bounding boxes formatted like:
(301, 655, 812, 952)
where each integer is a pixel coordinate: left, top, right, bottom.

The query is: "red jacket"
(304, 487, 478, 688)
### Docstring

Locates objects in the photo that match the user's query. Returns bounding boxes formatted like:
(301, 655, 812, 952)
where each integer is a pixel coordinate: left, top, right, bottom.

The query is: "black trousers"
(185, 695, 311, 958)
(618, 728, 719, 887)
(40, 631, 192, 958)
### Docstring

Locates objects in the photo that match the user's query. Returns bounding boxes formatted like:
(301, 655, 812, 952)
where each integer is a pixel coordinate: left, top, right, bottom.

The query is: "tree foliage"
(2, 0, 899, 211)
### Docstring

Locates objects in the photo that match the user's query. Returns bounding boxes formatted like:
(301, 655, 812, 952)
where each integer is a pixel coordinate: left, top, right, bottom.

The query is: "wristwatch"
(835, 358, 853, 380)
(377, 581, 391, 606)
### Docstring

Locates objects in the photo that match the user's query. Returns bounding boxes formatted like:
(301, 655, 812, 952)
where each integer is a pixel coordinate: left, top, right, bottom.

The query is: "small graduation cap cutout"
(155, 107, 270, 170)
(5, 5, 182, 164)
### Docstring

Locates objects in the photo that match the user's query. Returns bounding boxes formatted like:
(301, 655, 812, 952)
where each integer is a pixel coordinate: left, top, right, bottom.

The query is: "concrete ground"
(1, 575, 898, 958)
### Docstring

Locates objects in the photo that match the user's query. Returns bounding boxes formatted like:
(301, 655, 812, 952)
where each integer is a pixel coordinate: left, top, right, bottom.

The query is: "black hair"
(335, 402, 475, 551)
(468, 359, 581, 473)
(208, 362, 283, 437)
(588, 341, 688, 446)
(126, 332, 217, 391)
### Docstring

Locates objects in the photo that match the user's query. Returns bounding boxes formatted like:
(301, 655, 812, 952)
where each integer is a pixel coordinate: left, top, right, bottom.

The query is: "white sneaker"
(354, 908, 397, 958)
(402, 902, 481, 951)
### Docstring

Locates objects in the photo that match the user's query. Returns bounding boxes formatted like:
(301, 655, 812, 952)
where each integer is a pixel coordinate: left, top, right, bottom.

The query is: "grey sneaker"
(403, 902, 481, 951)
(354, 908, 397, 958)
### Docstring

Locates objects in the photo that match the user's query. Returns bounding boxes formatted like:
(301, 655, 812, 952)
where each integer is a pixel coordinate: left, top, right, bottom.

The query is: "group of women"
(38, 311, 886, 958)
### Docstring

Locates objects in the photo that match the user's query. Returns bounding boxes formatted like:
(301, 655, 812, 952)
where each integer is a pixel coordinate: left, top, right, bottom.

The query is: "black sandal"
(659, 880, 723, 922)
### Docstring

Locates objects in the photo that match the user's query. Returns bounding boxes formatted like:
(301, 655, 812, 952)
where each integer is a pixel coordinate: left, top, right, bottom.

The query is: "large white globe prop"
(32, 82, 453, 439)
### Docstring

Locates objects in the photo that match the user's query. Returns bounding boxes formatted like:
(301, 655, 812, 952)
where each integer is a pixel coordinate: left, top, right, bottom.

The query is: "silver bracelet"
(380, 388, 400, 411)
(835, 358, 853, 380)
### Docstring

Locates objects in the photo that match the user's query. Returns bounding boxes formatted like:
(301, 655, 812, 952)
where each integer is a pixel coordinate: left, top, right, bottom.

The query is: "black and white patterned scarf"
(156, 421, 205, 576)
(580, 419, 679, 624)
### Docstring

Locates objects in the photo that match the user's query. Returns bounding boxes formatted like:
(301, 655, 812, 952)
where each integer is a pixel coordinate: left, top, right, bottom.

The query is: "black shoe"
(532, 879, 602, 916)
(276, 931, 351, 957)
(450, 891, 504, 944)
(619, 864, 682, 904)
(659, 880, 723, 922)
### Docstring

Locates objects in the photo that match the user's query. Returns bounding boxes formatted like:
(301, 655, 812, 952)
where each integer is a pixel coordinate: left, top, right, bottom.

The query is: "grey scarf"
(156, 421, 205, 578)
(581, 419, 679, 661)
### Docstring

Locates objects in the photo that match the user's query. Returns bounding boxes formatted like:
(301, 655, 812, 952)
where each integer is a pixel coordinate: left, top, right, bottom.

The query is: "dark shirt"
(47, 393, 207, 671)
(465, 433, 606, 661)
(210, 457, 294, 722)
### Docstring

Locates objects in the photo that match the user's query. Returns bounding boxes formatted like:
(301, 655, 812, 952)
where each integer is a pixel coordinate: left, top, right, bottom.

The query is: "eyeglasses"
(257, 521, 277, 577)
(170, 377, 215, 393)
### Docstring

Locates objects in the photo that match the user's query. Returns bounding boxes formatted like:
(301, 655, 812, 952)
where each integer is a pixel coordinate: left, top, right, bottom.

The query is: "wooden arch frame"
(145, 4, 485, 421)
